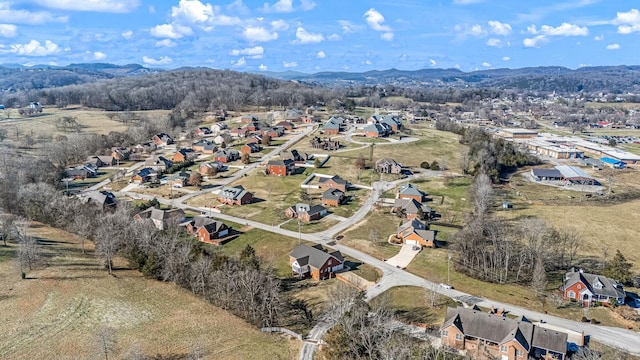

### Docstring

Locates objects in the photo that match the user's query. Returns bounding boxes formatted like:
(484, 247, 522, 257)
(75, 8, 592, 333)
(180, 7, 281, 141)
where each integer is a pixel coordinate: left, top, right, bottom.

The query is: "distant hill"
(2, 62, 640, 94)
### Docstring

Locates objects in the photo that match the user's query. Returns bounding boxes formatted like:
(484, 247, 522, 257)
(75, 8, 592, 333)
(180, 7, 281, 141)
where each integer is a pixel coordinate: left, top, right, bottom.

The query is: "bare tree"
(18, 224, 39, 277)
(531, 257, 547, 297)
(425, 282, 441, 307)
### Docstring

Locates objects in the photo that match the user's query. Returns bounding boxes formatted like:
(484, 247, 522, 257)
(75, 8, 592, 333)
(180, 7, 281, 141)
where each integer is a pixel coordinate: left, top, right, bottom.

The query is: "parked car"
(440, 283, 453, 289)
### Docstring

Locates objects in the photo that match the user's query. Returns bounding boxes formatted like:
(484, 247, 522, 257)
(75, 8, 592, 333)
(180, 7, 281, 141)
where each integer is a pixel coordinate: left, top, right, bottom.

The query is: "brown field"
(0, 223, 296, 360)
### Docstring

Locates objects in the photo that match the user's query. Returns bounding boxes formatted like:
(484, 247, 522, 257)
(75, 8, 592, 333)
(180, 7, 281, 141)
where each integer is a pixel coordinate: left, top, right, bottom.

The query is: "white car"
(440, 283, 453, 289)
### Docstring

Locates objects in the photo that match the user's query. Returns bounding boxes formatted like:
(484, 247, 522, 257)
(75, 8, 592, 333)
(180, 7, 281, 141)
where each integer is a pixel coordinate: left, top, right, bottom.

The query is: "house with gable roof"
(396, 218, 436, 248)
(285, 203, 327, 222)
(392, 198, 432, 220)
(197, 221, 231, 244)
(441, 307, 568, 360)
(319, 175, 348, 192)
(398, 183, 427, 202)
(562, 268, 625, 306)
(134, 207, 186, 230)
(375, 157, 403, 174)
(289, 244, 344, 280)
(218, 185, 253, 205)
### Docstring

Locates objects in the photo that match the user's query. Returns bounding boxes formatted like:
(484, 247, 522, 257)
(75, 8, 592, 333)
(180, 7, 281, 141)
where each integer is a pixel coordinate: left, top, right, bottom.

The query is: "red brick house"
(218, 185, 253, 205)
(214, 149, 240, 163)
(398, 183, 426, 202)
(199, 161, 225, 176)
(562, 268, 625, 306)
(153, 133, 174, 146)
(319, 175, 348, 192)
(241, 143, 261, 155)
(441, 307, 567, 360)
(375, 157, 403, 174)
(197, 221, 231, 244)
(230, 127, 250, 138)
(241, 114, 258, 123)
(191, 139, 217, 154)
(266, 159, 295, 176)
(289, 244, 344, 280)
(173, 148, 198, 163)
(274, 121, 295, 131)
(321, 188, 344, 207)
(392, 198, 432, 220)
(397, 219, 436, 248)
(285, 203, 327, 222)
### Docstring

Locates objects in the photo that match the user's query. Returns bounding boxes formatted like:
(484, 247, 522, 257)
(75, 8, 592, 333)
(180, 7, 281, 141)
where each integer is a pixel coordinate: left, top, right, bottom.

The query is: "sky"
(0, 0, 639, 73)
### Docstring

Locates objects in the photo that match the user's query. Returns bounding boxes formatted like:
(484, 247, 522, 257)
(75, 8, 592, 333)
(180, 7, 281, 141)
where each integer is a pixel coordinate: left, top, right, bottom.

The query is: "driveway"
(385, 243, 421, 269)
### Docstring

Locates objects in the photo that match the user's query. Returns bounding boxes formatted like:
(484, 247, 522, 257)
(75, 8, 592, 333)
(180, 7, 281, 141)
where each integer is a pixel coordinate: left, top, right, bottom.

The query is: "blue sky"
(0, 0, 639, 72)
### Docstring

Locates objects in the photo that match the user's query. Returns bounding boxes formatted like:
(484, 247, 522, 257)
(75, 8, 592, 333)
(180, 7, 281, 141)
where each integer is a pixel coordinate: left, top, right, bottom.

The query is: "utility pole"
(298, 218, 301, 244)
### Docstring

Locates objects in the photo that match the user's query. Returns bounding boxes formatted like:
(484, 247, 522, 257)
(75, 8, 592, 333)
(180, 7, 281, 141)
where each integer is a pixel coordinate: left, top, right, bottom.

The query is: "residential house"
(441, 307, 567, 360)
(111, 147, 131, 161)
(81, 190, 117, 209)
(262, 127, 285, 138)
(364, 123, 390, 137)
(266, 159, 295, 176)
(133, 142, 157, 154)
(380, 115, 402, 131)
(66, 165, 97, 180)
(186, 216, 218, 235)
(322, 188, 345, 207)
(144, 155, 173, 172)
(241, 143, 262, 155)
(199, 161, 225, 176)
(191, 139, 217, 154)
(402, 229, 436, 248)
(134, 207, 186, 230)
(197, 221, 231, 244)
(173, 148, 199, 163)
(281, 149, 311, 163)
(563, 268, 625, 306)
(398, 183, 426, 202)
(241, 114, 258, 123)
(285, 109, 303, 122)
(213, 134, 230, 145)
(289, 244, 344, 280)
(246, 123, 259, 132)
(375, 158, 403, 174)
(392, 198, 431, 220)
(218, 185, 253, 205)
(167, 172, 189, 188)
(87, 155, 116, 167)
(131, 167, 158, 184)
(153, 133, 174, 146)
(195, 127, 212, 136)
(285, 203, 327, 222)
(209, 123, 226, 133)
(246, 135, 262, 145)
(230, 127, 250, 138)
(214, 149, 240, 163)
(397, 218, 428, 237)
(274, 121, 295, 131)
(319, 175, 348, 192)
(322, 117, 343, 135)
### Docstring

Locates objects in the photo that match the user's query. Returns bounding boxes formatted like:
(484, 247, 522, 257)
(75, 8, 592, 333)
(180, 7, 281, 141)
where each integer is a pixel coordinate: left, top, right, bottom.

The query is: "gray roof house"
(563, 268, 625, 305)
(441, 307, 568, 360)
(134, 208, 186, 230)
(398, 183, 426, 201)
(144, 155, 173, 172)
(289, 244, 344, 280)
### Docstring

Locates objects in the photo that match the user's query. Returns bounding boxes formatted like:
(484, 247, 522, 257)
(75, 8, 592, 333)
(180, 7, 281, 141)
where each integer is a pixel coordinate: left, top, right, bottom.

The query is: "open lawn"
(0, 223, 296, 360)
(375, 286, 457, 327)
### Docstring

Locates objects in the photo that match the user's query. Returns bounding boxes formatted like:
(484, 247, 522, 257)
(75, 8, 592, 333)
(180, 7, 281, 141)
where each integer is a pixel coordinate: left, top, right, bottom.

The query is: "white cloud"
(523, 35, 547, 47)
(93, 51, 107, 60)
(292, 27, 324, 44)
(429, 59, 437, 67)
(121, 30, 133, 39)
(170, 0, 213, 23)
(482, 62, 491, 67)
(502, 56, 511, 61)
(594, 34, 604, 41)
(0, 24, 17, 37)
(338, 20, 361, 34)
(10, 39, 60, 56)
(316, 50, 326, 59)
(455, 24, 485, 37)
(486, 38, 502, 47)
(230, 46, 264, 58)
(30, 0, 139, 13)
(364, 8, 391, 31)
(142, 55, 172, 65)
(613, 8, 640, 25)
(528, 23, 588, 36)
(618, 25, 640, 34)
(150, 23, 193, 39)
(243, 26, 278, 42)
(259, 63, 268, 71)
(381, 32, 394, 41)
(232, 57, 246, 67)
(270, 19, 289, 31)
(263, 0, 293, 13)
(300, 0, 316, 11)
(488, 20, 511, 35)
(0, 3, 68, 24)
(328, 33, 341, 41)
(155, 39, 177, 47)
(606, 43, 620, 50)
(283, 61, 298, 68)
(453, 0, 484, 4)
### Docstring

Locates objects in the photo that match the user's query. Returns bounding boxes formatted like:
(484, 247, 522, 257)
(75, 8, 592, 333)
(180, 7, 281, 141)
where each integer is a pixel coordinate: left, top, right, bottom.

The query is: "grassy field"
(375, 286, 457, 327)
(0, 223, 296, 360)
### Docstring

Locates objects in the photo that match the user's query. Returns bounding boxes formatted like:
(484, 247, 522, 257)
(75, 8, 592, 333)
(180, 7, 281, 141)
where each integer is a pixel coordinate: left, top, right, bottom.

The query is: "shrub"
(581, 316, 588, 322)
(420, 161, 431, 169)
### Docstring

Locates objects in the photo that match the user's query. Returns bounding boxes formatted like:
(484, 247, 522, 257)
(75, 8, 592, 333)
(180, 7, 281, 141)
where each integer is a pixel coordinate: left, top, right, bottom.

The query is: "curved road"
(115, 123, 640, 358)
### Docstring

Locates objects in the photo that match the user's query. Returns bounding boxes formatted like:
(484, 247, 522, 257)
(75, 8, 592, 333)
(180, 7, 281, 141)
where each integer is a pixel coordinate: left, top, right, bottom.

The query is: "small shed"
(600, 157, 626, 169)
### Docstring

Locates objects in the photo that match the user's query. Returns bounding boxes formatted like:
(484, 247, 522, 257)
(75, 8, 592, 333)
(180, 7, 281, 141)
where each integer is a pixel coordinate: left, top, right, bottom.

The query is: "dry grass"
(0, 223, 295, 360)
(376, 286, 454, 327)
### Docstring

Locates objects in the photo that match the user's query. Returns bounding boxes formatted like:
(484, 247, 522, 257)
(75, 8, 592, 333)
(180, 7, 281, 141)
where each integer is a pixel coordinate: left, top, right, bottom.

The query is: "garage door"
(405, 240, 418, 245)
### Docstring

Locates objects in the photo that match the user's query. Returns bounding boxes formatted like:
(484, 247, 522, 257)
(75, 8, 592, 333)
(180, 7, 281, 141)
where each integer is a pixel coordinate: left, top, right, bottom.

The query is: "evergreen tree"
(604, 250, 633, 284)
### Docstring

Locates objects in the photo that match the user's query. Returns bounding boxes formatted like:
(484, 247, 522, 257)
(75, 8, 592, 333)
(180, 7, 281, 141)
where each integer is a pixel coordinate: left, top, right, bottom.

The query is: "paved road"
(114, 123, 640, 358)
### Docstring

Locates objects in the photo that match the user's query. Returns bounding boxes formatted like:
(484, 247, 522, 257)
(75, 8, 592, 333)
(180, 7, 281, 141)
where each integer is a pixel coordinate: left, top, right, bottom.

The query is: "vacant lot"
(0, 223, 295, 360)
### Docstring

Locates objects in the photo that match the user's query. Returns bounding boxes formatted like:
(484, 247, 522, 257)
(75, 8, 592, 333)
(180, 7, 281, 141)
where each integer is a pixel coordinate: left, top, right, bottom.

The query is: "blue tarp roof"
(600, 157, 626, 165)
